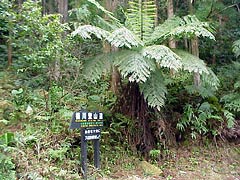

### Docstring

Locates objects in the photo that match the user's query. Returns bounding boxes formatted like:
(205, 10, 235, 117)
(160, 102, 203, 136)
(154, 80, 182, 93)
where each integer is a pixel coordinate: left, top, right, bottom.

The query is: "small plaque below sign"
(85, 134, 100, 140)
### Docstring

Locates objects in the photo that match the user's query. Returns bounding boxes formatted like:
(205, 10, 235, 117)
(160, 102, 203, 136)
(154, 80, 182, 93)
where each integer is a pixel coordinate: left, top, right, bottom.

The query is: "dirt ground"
(99, 142, 240, 180)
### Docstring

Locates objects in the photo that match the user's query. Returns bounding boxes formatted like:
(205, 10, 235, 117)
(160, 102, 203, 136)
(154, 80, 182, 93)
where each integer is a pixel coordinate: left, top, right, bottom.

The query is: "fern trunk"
(115, 82, 155, 158)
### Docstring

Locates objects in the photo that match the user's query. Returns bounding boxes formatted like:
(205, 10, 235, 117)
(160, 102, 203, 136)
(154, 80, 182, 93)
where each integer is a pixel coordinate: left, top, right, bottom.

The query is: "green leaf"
(83, 53, 112, 82)
(113, 50, 156, 83)
(174, 50, 209, 74)
(11, 88, 23, 95)
(233, 39, 240, 57)
(149, 16, 183, 44)
(106, 27, 144, 48)
(72, 25, 110, 39)
(140, 70, 167, 111)
(126, 0, 156, 41)
(142, 45, 182, 71)
(223, 110, 235, 128)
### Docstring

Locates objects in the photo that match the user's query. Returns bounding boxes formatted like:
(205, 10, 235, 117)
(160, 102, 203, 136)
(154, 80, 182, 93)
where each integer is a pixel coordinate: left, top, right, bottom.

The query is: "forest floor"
(99, 142, 240, 180)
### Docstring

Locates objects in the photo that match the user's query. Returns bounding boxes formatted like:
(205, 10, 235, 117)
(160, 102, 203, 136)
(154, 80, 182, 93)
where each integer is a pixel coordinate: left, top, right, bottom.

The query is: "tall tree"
(188, 0, 201, 86)
(167, 0, 176, 49)
(56, 0, 68, 23)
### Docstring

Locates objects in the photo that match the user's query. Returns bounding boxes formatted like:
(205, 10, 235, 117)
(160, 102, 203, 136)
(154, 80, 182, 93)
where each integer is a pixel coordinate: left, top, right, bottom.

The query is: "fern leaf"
(149, 15, 215, 44)
(140, 70, 167, 111)
(233, 39, 240, 57)
(221, 93, 240, 112)
(113, 50, 156, 82)
(174, 50, 209, 74)
(223, 110, 235, 128)
(170, 15, 215, 40)
(149, 16, 183, 44)
(106, 27, 144, 48)
(83, 53, 112, 82)
(126, 0, 156, 41)
(72, 25, 110, 39)
(201, 68, 220, 90)
(142, 45, 182, 71)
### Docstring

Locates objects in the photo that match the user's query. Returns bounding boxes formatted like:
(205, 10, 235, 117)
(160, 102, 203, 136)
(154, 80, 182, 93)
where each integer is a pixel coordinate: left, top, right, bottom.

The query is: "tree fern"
(142, 45, 182, 71)
(72, 25, 110, 39)
(113, 50, 156, 82)
(174, 50, 209, 74)
(126, 0, 156, 41)
(140, 70, 167, 111)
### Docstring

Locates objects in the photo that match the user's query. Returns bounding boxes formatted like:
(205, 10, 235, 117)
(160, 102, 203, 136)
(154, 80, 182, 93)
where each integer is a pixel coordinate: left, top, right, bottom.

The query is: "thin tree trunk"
(7, 38, 12, 66)
(188, 0, 201, 86)
(57, 0, 68, 23)
(167, 0, 176, 75)
(50, 0, 68, 81)
(104, 0, 121, 95)
(42, 0, 46, 15)
(167, 0, 176, 49)
(191, 37, 201, 86)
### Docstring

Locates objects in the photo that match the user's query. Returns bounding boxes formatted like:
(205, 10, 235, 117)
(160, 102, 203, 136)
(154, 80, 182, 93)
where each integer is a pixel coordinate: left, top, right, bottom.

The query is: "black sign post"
(70, 110, 103, 179)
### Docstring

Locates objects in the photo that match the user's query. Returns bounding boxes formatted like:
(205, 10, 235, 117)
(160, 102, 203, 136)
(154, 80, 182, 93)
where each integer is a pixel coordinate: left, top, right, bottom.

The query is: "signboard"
(69, 110, 103, 179)
(69, 111, 104, 129)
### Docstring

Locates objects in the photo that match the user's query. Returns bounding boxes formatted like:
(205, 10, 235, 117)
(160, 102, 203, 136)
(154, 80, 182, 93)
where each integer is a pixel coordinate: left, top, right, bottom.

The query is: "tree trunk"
(188, 0, 201, 86)
(167, 0, 176, 76)
(42, 0, 46, 15)
(56, 0, 68, 23)
(7, 38, 12, 66)
(191, 37, 201, 86)
(49, 0, 68, 82)
(167, 0, 176, 48)
(104, 0, 121, 95)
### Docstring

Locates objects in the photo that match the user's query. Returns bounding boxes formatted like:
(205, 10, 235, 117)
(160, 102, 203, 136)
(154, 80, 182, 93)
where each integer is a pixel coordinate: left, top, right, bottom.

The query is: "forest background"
(0, 0, 240, 179)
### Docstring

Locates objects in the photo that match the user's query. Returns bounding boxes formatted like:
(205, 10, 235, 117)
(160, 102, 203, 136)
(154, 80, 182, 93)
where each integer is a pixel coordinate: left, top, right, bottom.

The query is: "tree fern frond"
(83, 53, 112, 82)
(233, 39, 240, 57)
(174, 50, 209, 74)
(221, 93, 240, 112)
(142, 45, 182, 71)
(149, 16, 183, 44)
(223, 110, 235, 128)
(140, 70, 167, 111)
(113, 50, 156, 82)
(185, 85, 215, 98)
(106, 27, 144, 48)
(170, 15, 215, 40)
(126, 0, 156, 41)
(72, 25, 110, 39)
(201, 68, 220, 90)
